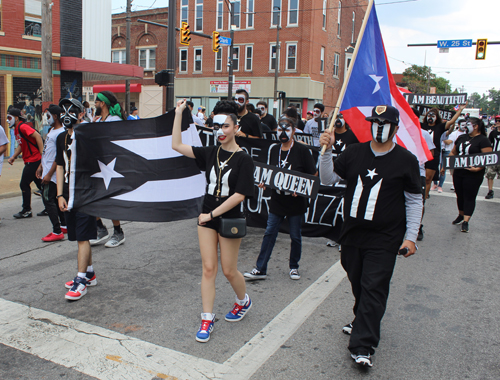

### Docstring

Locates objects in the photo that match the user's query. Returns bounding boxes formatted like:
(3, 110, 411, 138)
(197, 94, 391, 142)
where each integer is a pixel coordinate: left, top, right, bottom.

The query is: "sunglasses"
(234, 96, 246, 104)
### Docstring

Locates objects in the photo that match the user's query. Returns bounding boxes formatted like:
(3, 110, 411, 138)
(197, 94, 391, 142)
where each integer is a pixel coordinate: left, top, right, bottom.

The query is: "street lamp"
(273, 6, 280, 117)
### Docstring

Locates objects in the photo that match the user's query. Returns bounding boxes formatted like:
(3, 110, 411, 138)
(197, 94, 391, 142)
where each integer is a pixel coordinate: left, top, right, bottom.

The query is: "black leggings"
(42, 181, 65, 233)
(20, 160, 42, 211)
(453, 173, 483, 217)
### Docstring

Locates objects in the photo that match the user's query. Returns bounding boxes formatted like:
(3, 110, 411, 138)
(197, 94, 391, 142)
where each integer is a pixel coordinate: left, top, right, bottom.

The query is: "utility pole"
(166, 0, 177, 110)
(41, 0, 53, 105)
(273, 6, 280, 118)
(125, 0, 131, 117)
(227, 1, 235, 100)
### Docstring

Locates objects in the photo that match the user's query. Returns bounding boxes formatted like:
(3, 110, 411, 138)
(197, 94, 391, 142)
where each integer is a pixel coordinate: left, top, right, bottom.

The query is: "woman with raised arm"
(172, 99, 255, 343)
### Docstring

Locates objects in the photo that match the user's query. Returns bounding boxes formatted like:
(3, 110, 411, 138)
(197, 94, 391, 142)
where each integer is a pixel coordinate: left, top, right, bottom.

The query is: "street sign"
(219, 36, 231, 46)
(437, 39, 472, 48)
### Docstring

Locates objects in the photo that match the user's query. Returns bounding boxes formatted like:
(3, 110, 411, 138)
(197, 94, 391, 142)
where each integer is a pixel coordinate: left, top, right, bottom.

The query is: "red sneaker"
(60, 226, 68, 234)
(42, 232, 64, 242)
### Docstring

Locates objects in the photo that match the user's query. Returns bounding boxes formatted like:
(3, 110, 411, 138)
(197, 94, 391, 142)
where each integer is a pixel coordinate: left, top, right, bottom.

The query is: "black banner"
(404, 93, 467, 106)
(414, 105, 455, 121)
(445, 152, 500, 169)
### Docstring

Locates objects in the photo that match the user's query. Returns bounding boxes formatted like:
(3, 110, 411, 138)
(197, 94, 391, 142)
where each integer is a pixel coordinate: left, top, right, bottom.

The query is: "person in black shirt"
(256, 100, 278, 131)
(172, 99, 255, 343)
(319, 105, 423, 368)
(252, 108, 272, 133)
(234, 89, 262, 138)
(422, 105, 465, 199)
(55, 98, 98, 301)
(331, 116, 359, 160)
(484, 115, 500, 199)
(244, 116, 317, 281)
(448, 118, 492, 232)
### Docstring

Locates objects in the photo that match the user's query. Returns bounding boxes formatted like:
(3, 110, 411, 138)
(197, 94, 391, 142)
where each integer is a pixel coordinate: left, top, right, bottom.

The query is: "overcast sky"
(112, 0, 499, 97)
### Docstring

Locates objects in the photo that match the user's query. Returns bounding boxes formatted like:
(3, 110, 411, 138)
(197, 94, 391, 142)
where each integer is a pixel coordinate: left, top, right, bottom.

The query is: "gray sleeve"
(404, 191, 423, 243)
(319, 149, 342, 185)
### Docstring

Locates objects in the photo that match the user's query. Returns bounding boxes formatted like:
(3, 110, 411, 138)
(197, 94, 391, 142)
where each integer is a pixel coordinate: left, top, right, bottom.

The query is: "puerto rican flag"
(340, 2, 433, 164)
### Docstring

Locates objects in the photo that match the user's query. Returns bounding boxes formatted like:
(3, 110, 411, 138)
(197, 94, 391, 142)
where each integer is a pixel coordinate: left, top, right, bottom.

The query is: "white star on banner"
(369, 74, 383, 94)
(91, 158, 124, 190)
(366, 168, 378, 180)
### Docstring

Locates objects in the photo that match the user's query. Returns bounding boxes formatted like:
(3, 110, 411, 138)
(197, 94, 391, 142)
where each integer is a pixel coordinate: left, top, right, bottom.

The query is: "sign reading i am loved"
(445, 152, 500, 169)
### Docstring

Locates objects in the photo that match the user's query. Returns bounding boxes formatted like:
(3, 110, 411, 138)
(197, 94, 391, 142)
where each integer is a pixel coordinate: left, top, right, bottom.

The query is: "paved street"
(0, 174, 499, 379)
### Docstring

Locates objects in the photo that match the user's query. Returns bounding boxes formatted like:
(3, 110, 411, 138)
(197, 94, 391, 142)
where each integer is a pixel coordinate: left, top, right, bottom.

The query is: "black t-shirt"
(260, 122, 272, 133)
(422, 122, 446, 158)
(269, 142, 317, 216)
(488, 129, 500, 151)
(192, 145, 255, 218)
(334, 142, 421, 252)
(261, 113, 278, 131)
(238, 112, 263, 138)
(205, 117, 213, 129)
(55, 130, 72, 200)
(297, 118, 305, 131)
(454, 134, 491, 178)
(332, 129, 359, 160)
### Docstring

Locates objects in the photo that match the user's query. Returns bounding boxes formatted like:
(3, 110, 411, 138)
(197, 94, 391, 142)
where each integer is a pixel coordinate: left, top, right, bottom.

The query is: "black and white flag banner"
(445, 151, 500, 169)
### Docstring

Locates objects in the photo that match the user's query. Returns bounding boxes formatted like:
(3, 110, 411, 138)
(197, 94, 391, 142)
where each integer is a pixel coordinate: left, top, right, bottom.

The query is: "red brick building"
(104, 0, 366, 118)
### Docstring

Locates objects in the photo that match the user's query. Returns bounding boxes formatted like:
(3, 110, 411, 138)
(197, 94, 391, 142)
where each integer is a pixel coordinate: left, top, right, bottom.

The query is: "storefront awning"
(93, 84, 142, 93)
(60, 57, 144, 81)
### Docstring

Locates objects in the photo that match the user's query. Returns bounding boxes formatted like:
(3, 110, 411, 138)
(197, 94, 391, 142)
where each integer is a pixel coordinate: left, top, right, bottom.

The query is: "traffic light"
(212, 31, 220, 53)
(180, 22, 191, 46)
(475, 38, 487, 60)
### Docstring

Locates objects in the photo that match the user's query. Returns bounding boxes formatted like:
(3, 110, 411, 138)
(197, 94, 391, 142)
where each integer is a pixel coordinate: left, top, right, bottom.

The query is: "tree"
(488, 88, 500, 115)
(402, 64, 451, 94)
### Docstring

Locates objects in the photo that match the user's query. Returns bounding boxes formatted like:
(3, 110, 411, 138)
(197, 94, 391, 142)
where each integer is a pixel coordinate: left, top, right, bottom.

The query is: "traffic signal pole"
(166, 0, 177, 111)
(227, 2, 235, 100)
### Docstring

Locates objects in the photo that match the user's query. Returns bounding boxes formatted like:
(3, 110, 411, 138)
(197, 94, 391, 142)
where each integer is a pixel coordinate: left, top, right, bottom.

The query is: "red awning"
(93, 84, 142, 93)
(60, 57, 144, 81)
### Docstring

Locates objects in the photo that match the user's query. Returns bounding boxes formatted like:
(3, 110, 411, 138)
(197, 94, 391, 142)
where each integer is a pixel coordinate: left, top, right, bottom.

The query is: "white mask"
(464, 121, 474, 134)
(46, 113, 55, 126)
(371, 122, 395, 143)
(213, 114, 230, 140)
(7, 115, 15, 128)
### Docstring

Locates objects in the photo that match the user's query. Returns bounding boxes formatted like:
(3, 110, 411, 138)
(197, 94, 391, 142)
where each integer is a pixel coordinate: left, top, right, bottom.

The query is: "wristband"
(56, 195, 64, 199)
(210, 211, 214, 219)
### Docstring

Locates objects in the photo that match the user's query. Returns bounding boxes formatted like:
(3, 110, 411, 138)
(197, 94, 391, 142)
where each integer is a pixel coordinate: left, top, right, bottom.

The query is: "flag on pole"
(69, 111, 206, 222)
(340, 2, 433, 164)
(453, 104, 460, 111)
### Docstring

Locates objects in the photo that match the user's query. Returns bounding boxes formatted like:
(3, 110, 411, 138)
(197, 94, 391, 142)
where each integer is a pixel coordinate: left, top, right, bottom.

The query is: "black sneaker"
(342, 323, 353, 335)
(452, 215, 464, 225)
(485, 190, 494, 199)
(351, 352, 373, 367)
(417, 225, 424, 241)
(13, 210, 32, 219)
(243, 268, 267, 280)
(37, 209, 48, 216)
(461, 221, 469, 233)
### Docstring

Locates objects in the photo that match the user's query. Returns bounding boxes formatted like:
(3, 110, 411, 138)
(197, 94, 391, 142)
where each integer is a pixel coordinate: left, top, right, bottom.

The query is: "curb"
(0, 191, 21, 200)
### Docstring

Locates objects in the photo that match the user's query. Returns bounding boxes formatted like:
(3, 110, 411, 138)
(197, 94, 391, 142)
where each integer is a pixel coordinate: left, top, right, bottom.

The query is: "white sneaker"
(326, 240, 338, 247)
(289, 269, 301, 280)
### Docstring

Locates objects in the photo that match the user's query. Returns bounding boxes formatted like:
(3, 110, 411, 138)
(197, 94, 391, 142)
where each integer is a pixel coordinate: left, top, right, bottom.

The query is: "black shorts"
(425, 155, 440, 172)
(65, 210, 97, 242)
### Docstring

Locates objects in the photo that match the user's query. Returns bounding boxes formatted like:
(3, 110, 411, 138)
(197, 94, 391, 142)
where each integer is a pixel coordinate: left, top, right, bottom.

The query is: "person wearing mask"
(484, 115, 500, 199)
(56, 98, 97, 301)
(449, 118, 492, 232)
(234, 89, 262, 138)
(127, 107, 140, 120)
(282, 107, 304, 133)
(7, 108, 44, 219)
(441, 119, 466, 191)
(36, 105, 67, 241)
(90, 91, 126, 248)
(244, 115, 317, 281)
(252, 108, 272, 133)
(304, 103, 326, 147)
(172, 99, 255, 343)
(318, 105, 423, 368)
(256, 100, 278, 131)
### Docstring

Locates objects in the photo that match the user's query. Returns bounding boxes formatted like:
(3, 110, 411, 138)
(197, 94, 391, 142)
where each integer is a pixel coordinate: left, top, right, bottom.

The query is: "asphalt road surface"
(0, 180, 499, 379)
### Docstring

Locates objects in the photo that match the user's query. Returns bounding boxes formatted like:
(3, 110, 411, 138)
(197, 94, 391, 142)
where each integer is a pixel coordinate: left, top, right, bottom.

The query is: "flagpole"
(321, 0, 374, 155)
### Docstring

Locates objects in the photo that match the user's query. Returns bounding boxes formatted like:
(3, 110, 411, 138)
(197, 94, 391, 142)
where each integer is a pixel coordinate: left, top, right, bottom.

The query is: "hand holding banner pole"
(321, 0, 374, 155)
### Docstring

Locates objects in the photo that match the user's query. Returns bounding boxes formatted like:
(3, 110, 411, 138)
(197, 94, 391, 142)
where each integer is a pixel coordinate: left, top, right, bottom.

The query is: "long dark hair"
(425, 108, 443, 125)
(99, 90, 126, 120)
(470, 117, 487, 136)
(212, 100, 239, 124)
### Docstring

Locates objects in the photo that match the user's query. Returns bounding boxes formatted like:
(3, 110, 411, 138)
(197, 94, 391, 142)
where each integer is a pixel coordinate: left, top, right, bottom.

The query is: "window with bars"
(333, 52, 340, 78)
(195, 0, 203, 31)
(179, 49, 188, 73)
(286, 43, 297, 71)
(245, 46, 253, 71)
(288, 0, 298, 26)
(194, 48, 202, 72)
(139, 48, 155, 70)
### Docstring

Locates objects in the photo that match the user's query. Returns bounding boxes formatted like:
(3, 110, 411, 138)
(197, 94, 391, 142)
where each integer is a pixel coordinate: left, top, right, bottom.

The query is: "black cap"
(59, 98, 84, 113)
(365, 105, 399, 125)
(131, 106, 138, 112)
(47, 104, 63, 116)
(7, 108, 26, 120)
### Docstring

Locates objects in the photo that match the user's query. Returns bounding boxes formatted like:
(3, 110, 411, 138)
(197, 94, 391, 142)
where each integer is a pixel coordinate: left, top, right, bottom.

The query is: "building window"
(246, 0, 254, 28)
(112, 50, 126, 64)
(269, 44, 279, 71)
(333, 52, 340, 78)
(322, 0, 326, 29)
(288, 0, 298, 26)
(245, 45, 253, 71)
(181, 0, 188, 25)
(232, 46, 240, 71)
(139, 48, 155, 70)
(231, 0, 241, 29)
(179, 49, 188, 73)
(195, 0, 203, 31)
(320, 47, 325, 74)
(286, 43, 297, 71)
(337, 1, 342, 37)
(351, 11, 355, 43)
(272, 0, 281, 26)
(25, 0, 41, 37)
(217, 0, 224, 30)
(194, 48, 202, 72)
(215, 48, 223, 72)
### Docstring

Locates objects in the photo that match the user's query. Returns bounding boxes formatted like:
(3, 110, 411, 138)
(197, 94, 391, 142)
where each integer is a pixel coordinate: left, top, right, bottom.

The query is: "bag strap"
(17, 123, 39, 155)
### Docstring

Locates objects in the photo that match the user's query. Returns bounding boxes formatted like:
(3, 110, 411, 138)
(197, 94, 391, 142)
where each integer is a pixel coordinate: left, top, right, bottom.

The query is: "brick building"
(104, 0, 366, 118)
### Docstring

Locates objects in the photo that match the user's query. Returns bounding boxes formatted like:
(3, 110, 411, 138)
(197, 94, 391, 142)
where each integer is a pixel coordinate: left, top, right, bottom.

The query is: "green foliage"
(470, 89, 500, 115)
(402, 64, 451, 94)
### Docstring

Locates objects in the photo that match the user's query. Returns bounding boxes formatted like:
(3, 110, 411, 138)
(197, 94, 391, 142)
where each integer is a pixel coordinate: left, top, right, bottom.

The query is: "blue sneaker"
(196, 315, 215, 343)
(225, 297, 252, 322)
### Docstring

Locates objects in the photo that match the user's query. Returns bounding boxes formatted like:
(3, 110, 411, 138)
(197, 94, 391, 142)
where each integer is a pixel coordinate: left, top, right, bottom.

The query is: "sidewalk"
(0, 158, 24, 199)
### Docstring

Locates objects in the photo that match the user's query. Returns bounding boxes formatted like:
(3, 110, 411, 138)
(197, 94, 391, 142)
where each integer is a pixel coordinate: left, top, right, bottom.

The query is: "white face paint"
(213, 114, 231, 140)
(371, 122, 394, 143)
(7, 115, 15, 128)
(46, 112, 55, 126)
(458, 122, 467, 132)
(464, 121, 474, 134)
